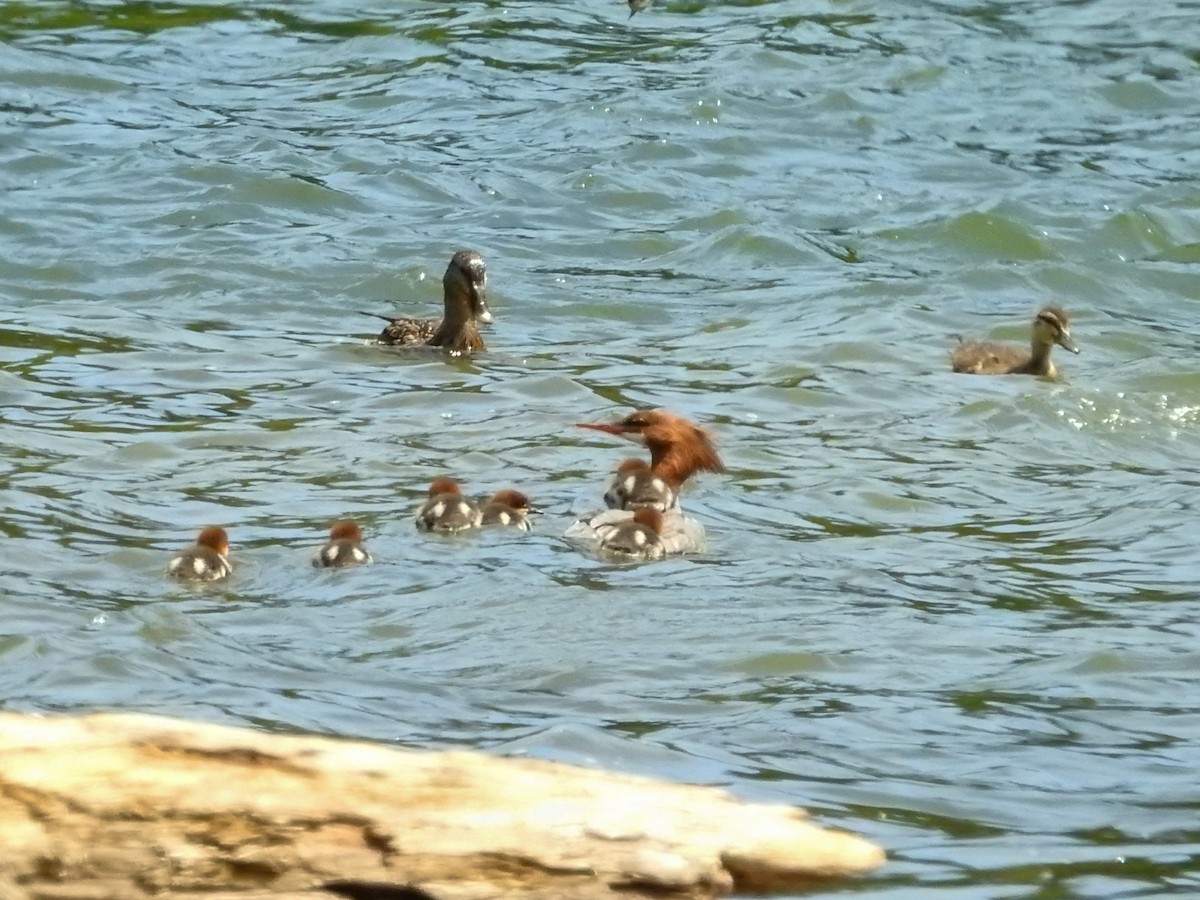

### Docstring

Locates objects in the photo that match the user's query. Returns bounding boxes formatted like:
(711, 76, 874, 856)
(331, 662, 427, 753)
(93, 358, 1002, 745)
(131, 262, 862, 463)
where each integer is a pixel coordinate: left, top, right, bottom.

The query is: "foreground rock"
(0, 712, 884, 899)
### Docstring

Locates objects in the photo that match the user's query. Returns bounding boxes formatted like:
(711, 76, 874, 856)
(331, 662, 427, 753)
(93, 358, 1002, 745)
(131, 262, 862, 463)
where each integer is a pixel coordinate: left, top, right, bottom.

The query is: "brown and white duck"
(362, 250, 491, 354)
(313, 519, 373, 568)
(479, 489, 533, 531)
(951, 306, 1079, 377)
(598, 508, 666, 561)
(167, 526, 232, 582)
(415, 478, 483, 534)
(603, 457, 677, 512)
(567, 409, 725, 555)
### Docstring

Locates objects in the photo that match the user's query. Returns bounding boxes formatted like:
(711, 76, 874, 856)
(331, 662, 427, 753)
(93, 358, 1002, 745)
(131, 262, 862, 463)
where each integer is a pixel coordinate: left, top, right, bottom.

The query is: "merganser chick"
(604, 457, 677, 512)
(479, 489, 533, 530)
(415, 477, 482, 533)
(951, 306, 1079, 377)
(167, 526, 232, 582)
(314, 519, 373, 568)
(598, 508, 666, 561)
(362, 250, 491, 354)
(567, 410, 725, 555)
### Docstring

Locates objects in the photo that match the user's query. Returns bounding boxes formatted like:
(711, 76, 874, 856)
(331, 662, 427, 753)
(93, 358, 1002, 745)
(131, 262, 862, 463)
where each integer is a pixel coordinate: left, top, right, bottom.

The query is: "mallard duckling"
(479, 489, 533, 530)
(951, 306, 1079, 377)
(415, 478, 483, 533)
(598, 508, 666, 560)
(314, 519, 373, 568)
(362, 250, 491, 354)
(167, 526, 232, 582)
(604, 457, 677, 512)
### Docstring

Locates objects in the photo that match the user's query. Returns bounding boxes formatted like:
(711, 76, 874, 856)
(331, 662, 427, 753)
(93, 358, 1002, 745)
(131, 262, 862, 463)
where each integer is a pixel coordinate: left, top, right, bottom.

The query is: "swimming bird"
(362, 250, 491, 354)
(598, 508, 666, 561)
(951, 306, 1079, 377)
(415, 478, 483, 533)
(567, 409, 725, 555)
(314, 519, 373, 568)
(479, 489, 534, 531)
(604, 457, 677, 512)
(167, 526, 232, 582)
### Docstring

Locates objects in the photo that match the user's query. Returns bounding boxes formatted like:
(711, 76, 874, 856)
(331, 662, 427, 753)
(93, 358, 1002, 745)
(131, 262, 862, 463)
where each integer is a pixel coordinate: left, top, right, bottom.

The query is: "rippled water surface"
(3, 0, 1200, 895)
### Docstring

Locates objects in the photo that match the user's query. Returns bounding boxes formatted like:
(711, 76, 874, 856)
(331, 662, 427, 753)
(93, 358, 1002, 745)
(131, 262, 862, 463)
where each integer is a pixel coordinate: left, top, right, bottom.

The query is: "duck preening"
(363, 250, 491, 354)
(951, 306, 1079, 377)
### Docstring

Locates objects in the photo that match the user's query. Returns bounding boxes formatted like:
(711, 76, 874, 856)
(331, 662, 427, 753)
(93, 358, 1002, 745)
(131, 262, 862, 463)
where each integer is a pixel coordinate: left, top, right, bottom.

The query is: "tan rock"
(0, 712, 884, 899)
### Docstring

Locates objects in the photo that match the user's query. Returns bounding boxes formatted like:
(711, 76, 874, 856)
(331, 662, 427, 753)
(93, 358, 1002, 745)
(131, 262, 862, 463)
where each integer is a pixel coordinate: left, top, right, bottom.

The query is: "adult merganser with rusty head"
(362, 250, 491, 354)
(480, 489, 533, 531)
(598, 508, 666, 561)
(415, 477, 483, 533)
(167, 526, 232, 582)
(566, 409, 725, 555)
(313, 519, 373, 568)
(604, 457, 677, 512)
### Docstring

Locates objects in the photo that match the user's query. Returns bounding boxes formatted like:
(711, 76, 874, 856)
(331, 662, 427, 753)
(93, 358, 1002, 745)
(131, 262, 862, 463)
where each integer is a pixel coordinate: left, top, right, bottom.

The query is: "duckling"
(479, 489, 533, 531)
(314, 519, 373, 568)
(951, 306, 1079, 377)
(167, 526, 232, 582)
(361, 250, 491, 354)
(598, 508, 666, 561)
(604, 457, 677, 512)
(415, 477, 483, 534)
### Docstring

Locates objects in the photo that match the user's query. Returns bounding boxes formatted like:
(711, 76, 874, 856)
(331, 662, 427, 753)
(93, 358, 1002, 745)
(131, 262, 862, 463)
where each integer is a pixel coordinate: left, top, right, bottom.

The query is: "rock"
(0, 712, 884, 898)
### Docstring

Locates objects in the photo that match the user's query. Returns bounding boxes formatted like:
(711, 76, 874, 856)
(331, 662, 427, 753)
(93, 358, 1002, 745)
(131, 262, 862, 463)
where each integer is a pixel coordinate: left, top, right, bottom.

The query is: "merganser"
(361, 250, 491, 354)
(598, 508, 666, 561)
(566, 409, 725, 555)
(167, 526, 232, 582)
(479, 489, 533, 530)
(415, 477, 482, 533)
(314, 519, 373, 568)
(951, 306, 1079, 377)
(604, 457, 677, 512)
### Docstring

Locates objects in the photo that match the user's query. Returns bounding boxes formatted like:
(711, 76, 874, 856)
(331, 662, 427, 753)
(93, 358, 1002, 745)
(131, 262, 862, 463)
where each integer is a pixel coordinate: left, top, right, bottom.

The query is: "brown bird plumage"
(577, 410, 725, 491)
(314, 519, 373, 568)
(951, 306, 1079, 378)
(362, 250, 491, 354)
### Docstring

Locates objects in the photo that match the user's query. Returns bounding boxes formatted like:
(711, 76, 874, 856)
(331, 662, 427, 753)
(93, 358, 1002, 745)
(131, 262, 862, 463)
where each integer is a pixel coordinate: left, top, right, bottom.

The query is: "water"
(3, 1, 1200, 895)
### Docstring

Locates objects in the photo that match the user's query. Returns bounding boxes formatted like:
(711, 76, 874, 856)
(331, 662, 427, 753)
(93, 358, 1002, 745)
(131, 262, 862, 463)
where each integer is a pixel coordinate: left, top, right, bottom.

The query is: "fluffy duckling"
(167, 526, 232, 582)
(604, 457, 677, 512)
(415, 478, 482, 533)
(314, 519, 373, 568)
(479, 489, 533, 530)
(598, 508, 666, 561)
(362, 250, 491, 354)
(951, 306, 1079, 377)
